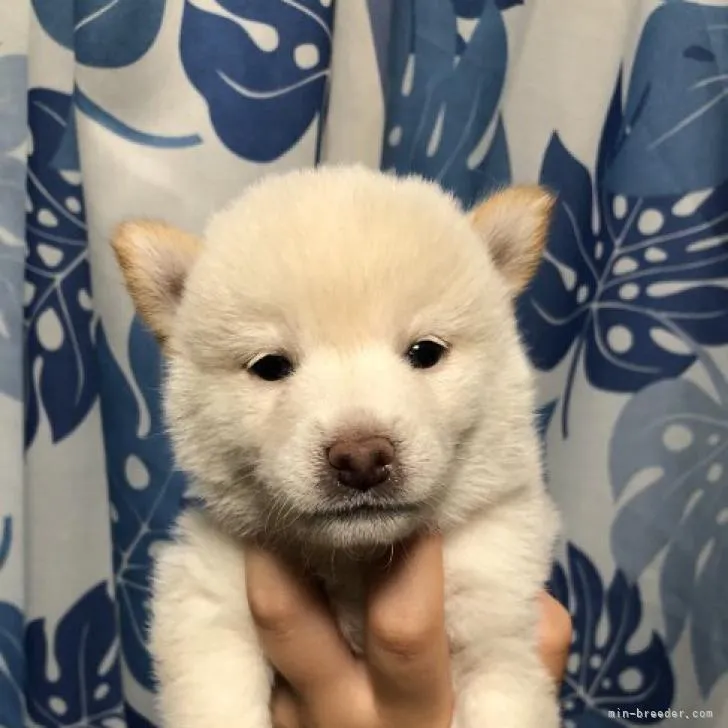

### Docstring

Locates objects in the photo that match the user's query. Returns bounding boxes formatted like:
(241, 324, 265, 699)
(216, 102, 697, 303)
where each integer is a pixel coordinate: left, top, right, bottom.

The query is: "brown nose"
(327, 436, 395, 492)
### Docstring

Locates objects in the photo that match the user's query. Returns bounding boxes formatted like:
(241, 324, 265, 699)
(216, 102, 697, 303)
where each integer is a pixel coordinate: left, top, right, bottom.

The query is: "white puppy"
(112, 166, 561, 728)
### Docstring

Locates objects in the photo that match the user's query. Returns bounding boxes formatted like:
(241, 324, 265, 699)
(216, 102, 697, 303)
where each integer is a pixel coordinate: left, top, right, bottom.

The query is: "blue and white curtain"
(1, 1, 726, 725)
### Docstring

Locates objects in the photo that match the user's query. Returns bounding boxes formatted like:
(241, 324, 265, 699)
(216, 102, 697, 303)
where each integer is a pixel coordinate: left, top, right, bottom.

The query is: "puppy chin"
(293, 510, 425, 550)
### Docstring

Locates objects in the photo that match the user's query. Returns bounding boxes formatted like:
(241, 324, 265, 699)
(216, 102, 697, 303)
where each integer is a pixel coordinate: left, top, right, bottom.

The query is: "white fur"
(118, 167, 560, 727)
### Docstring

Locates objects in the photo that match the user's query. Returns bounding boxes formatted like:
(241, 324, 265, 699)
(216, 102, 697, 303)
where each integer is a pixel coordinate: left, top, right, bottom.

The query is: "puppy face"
(113, 167, 552, 549)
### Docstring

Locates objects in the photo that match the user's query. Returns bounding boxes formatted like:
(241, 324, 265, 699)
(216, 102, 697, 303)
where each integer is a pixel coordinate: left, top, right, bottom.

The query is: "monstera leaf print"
(0, 153, 25, 401)
(610, 352, 728, 698)
(535, 399, 557, 444)
(550, 543, 674, 726)
(0, 516, 24, 728)
(24, 89, 98, 447)
(74, 88, 203, 149)
(0, 55, 29, 401)
(0, 55, 27, 156)
(518, 76, 728, 437)
(0, 516, 12, 571)
(32, 1, 201, 149)
(32, 0, 165, 68)
(97, 319, 187, 690)
(25, 583, 125, 727)
(180, 0, 333, 162)
(382, 0, 511, 207)
(0, 600, 24, 728)
(125, 703, 157, 728)
(603, 2, 728, 197)
(454, 0, 523, 12)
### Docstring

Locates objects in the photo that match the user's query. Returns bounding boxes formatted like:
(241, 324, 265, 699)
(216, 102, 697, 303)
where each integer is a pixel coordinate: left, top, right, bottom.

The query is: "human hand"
(245, 536, 571, 728)
(537, 588, 572, 684)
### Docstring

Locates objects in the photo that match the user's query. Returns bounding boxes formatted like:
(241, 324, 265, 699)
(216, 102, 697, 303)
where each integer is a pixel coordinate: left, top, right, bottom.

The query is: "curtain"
(1, 1, 726, 725)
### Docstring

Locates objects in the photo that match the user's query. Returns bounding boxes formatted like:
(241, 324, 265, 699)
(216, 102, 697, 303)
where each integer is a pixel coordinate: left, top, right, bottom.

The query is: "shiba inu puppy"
(112, 166, 561, 728)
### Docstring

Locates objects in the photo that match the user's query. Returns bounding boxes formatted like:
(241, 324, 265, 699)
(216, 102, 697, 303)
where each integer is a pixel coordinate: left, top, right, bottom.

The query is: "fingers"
(365, 533, 454, 727)
(252, 542, 568, 728)
(270, 685, 301, 728)
(245, 545, 358, 697)
(538, 590, 572, 684)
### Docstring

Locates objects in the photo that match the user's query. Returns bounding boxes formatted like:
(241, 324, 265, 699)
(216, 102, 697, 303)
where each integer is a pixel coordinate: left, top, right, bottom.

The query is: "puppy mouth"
(308, 502, 420, 520)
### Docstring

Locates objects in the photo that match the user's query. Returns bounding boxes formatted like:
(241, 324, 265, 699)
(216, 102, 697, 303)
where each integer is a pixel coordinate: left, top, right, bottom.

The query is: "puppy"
(112, 166, 561, 728)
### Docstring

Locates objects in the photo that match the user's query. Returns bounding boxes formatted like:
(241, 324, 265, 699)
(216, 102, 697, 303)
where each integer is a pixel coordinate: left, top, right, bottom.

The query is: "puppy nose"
(327, 436, 395, 492)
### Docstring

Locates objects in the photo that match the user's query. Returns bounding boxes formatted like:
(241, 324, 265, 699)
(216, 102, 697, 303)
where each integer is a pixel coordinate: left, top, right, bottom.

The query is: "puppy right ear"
(468, 185, 554, 295)
(111, 220, 202, 345)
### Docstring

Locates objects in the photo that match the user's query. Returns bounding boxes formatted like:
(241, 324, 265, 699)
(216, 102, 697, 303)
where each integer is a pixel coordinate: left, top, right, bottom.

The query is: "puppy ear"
(111, 220, 202, 344)
(468, 185, 554, 294)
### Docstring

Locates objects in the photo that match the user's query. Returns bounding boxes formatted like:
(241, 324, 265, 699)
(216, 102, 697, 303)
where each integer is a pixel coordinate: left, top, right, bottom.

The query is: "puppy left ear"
(468, 185, 555, 295)
(112, 220, 202, 346)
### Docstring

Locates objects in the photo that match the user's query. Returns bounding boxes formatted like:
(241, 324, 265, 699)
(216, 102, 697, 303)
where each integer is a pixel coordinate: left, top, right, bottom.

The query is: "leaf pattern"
(125, 703, 157, 728)
(365, 0, 393, 96)
(74, 87, 203, 149)
(550, 543, 675, 727)
(0, 601, 24, 728)
(180, 0, 333, 162)
(0, 55, 29, 401)
(0, 517, 12, 571)
(535, 399, 557, 443)
(381, 0, 511, 207)
(97, 320, 188, 691)
(24, 89, 97, 447)
(25, 583, 125, 727)
(0, 55, 28, 155)
(31, 0, 166, 68)
(0, 154, 26, 402)
(603, 3, 728, 197)
(518, 77, 728, 436)
(31, 3, 199, 151)
(453, 0, 521, 14)
(610, 355, 728, 698)
(0, 513, 24, 728)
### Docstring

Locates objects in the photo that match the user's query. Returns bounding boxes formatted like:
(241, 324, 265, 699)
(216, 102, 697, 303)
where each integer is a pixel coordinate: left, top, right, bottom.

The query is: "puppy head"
(113, 167, 552, 549)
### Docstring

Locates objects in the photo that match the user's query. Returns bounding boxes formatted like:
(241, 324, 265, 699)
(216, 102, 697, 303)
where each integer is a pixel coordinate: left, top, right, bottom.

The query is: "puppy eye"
(406, 338, 448, 370)
(247, 354, 294, 381)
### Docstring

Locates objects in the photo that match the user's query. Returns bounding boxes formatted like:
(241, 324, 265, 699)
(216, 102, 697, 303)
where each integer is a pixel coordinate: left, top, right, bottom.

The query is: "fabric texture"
(0, 1, 726, 725)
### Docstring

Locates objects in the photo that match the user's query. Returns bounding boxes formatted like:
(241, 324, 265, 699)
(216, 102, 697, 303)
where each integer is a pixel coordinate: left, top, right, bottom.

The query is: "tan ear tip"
(513, 184, 557, 212)
(539, 187, 558, 213)
(111, 220, 139, 254)
(111, 218, 167, 258)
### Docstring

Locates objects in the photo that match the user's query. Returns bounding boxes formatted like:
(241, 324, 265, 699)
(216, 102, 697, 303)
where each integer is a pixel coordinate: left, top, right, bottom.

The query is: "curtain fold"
(1, 1, 726, 726)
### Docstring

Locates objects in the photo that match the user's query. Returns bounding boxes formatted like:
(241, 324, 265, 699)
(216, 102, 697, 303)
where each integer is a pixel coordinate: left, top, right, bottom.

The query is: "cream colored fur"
(112, 166, 561, 728)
